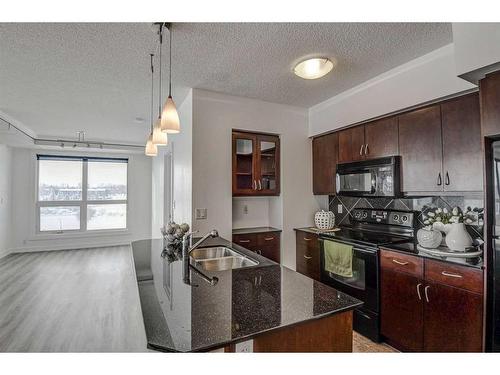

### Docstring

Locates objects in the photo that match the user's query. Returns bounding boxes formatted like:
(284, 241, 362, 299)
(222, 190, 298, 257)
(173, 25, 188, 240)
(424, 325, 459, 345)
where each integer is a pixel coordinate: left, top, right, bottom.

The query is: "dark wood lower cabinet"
(380, 269, 424, 352)
(423, 281, 483, 352)
(295, 230, 321, 281)
(232, 232, 280, 263)
(380, 249, 484, 352)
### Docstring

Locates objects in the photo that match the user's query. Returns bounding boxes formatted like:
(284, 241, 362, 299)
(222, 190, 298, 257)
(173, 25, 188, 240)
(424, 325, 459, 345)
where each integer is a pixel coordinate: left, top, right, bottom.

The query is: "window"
(37, 155, 128, 233)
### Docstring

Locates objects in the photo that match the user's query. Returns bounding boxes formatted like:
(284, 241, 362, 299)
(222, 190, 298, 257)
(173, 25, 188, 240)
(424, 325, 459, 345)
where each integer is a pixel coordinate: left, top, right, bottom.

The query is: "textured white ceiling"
(0, 23, 452, 143)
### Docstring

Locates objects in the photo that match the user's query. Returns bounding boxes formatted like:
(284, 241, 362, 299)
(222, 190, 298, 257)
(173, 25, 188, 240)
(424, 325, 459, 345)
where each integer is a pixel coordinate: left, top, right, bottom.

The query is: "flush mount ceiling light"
(293, 58, 334, 80)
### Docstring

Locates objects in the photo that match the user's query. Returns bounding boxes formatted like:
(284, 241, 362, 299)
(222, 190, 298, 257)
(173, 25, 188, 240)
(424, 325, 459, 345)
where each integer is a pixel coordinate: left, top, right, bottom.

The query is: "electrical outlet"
(195, 208, 207, 220)
(338, 204, 343, 214)
(243, 205, 248, 214)
(235, 340, 253, 352)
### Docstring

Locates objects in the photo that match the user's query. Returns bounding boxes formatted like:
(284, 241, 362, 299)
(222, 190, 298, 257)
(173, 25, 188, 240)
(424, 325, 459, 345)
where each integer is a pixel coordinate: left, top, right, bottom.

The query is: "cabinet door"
(256, 134, 280, 195)
(423, 281, 483, 352)
(398, 105, 443, 192)
(364, 117, 398, 159)
(257, 232, 280, 263)
(380, 269, 424, 351)
(480, 70, 500, 137)
(232, 233, 258, 251)
(295, 231, 320, 281)
(441, 93, 483, 192)
(232, 132, 257, 196)
(312, 133, 338, 195)
(338, 125, 365, 163)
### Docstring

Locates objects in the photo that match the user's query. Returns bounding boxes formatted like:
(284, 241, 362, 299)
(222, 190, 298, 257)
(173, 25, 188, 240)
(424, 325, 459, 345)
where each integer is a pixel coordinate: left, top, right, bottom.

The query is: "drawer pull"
(303, 255, 312, 260)
(264, 237, 275, 241)
(303, 238, 312, 241)
(238, 240, 251, 243)
(392, 259, 409, 266)
(441, 271, 463, 278)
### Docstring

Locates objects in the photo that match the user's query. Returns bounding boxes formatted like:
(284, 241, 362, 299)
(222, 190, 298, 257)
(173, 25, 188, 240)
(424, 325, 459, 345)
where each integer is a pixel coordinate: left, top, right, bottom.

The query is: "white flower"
(465, 218, 473, 224)
(443, 208, 449, 214)
(428, 212, 435, 217)
(435, 217, 442, 222)
(436, 208, 442, 213)
(423, 220, 430, 225)
(452, 207, 459, 216)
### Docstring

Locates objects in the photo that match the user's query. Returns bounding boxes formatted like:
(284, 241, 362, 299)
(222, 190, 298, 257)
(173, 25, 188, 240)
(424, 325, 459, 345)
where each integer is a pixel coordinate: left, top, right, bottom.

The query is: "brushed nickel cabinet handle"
(416, 283, 422, 301)
(445, 172, 450, 186)
(359, 144, 364, 155)
(303, 255, 312, 260)
(392, 259, 409, 266)
(424, 285, 430, 303)
(441, 271, 463, 278)
(303, 238, 312, 241)
(437, 172, 442, 186)
(253, 180, 257, 190)
(264, 237, 274, 241)
(239, 239, 250, 243)
(365, 144, 369, 155)
(258, 180, 262, 190)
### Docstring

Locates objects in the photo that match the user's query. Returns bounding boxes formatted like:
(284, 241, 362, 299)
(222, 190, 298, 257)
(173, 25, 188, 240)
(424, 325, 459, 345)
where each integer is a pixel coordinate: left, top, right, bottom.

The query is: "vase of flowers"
(422, 207, 476, 251)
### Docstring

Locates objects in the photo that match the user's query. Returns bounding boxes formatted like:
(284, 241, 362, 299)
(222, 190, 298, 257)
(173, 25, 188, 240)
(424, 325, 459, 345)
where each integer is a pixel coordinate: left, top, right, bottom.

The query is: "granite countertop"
(380, 241, 484, 269)
(294, 227, 324, 234)
(131, 238, 362, 352)
(232, 226, 282, 235)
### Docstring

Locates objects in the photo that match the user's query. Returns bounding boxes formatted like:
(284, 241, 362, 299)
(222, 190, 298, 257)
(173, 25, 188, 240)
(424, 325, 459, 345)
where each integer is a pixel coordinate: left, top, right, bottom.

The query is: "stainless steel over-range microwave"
(336, 156, 401, 197)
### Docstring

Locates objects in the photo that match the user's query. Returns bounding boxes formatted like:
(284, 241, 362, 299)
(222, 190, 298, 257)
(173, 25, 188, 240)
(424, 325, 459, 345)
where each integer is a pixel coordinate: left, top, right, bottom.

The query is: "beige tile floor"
(353, 332, 398, 353)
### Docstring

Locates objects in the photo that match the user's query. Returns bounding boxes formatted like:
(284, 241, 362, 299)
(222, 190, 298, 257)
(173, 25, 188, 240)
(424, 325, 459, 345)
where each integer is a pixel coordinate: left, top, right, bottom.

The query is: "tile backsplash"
(328, 195, 484, 239)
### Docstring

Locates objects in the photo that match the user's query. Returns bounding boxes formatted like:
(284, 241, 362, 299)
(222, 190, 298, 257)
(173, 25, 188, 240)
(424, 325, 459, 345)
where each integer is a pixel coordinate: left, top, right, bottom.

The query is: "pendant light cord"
(169, 25, 172, 97)
(158, 24, 163, 117)
(150, 53, 154, 133)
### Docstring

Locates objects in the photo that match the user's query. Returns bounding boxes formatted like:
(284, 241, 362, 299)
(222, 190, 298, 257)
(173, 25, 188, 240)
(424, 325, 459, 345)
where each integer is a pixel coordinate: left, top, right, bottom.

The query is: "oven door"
(319, 238, 379, 313)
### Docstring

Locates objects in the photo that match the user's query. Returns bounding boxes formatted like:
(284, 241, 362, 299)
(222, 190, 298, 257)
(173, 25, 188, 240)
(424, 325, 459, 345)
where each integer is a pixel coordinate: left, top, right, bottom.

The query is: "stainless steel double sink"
(190, 246, 259, 271)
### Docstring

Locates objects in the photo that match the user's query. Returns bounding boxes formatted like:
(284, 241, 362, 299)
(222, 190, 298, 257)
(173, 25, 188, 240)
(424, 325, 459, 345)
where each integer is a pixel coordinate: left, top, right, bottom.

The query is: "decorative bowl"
(417, 228, 442, 249)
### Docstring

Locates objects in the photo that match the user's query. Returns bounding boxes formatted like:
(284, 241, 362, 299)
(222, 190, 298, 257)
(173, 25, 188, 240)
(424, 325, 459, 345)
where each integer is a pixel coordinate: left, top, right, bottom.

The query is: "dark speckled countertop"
(131, 238, 362, 352)
(232, 226, 282, 235)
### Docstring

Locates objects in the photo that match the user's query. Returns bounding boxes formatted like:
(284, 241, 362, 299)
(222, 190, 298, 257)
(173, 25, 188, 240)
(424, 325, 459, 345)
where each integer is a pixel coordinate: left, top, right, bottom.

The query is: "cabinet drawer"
(424, 259, 483, 294)
(296, 230, 319, 250)
(380, 249, 423, 278)
(257, 232, 280, 247)
(232, 234, 257, 250)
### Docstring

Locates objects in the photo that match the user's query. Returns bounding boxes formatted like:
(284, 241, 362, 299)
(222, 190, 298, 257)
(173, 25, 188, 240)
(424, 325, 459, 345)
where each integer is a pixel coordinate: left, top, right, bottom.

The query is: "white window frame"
(36, 155, 129, 234)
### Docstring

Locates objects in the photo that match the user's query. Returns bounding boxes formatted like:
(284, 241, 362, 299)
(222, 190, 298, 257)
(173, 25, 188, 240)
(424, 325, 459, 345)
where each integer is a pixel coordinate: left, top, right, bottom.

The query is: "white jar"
(445, 223, 473, 252)
(315, 210, 335, 230)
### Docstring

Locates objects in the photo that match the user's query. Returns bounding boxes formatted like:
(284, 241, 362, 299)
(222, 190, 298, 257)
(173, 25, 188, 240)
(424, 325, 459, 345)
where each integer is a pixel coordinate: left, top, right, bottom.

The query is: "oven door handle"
(318, 238, 377, 255)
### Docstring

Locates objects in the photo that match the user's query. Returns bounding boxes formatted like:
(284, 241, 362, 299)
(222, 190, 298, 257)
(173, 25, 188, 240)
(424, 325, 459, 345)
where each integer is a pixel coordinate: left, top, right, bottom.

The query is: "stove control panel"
(352, 209, 414, 227)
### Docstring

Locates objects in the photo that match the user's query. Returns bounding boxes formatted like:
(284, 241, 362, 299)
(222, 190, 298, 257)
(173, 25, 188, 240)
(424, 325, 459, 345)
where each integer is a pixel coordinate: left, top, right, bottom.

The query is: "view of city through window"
(37, 157, 127, 232)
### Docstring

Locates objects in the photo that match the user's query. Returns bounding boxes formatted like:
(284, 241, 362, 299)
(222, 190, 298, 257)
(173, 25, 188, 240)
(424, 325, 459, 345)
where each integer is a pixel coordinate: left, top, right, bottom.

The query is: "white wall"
(453, 23, 500, 82)
(0, 144, 12, 258)
(309, 44, 476, 137)
(170, 90, 193, 227)
(192, 89, 321, 269)
(10, 147, 152, 252)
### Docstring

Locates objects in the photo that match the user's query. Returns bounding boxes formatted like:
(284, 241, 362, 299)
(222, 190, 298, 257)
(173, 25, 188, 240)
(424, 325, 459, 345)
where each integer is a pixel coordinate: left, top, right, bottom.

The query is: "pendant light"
(160, 23, 181, 134)
(145, 54, 158, 157)
(152, 25, 168, 146)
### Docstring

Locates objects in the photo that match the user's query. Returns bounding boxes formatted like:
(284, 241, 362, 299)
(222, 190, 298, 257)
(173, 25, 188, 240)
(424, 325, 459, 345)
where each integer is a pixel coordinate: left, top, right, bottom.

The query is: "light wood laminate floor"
(353, 332, 398, 353)
(0, 246, 147, 352)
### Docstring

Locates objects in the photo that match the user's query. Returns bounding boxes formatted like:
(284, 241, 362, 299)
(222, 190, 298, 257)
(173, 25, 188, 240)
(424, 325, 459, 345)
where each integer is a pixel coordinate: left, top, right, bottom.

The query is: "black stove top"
(320, 227, 412, 248)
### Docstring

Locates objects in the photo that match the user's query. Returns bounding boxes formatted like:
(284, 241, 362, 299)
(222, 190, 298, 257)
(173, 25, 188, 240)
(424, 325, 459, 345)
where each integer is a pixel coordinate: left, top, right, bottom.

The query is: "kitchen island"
(131, 238, 362, 352)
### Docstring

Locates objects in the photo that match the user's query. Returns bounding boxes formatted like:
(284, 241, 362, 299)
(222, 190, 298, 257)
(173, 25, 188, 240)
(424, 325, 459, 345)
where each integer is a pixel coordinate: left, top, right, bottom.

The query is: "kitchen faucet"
(182, 229, 219, 286)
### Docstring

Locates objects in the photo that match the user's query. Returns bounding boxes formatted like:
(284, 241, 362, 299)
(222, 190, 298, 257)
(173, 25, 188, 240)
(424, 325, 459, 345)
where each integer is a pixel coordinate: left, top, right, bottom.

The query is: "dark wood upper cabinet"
(441, 93, 482, 192)
(380, 268, 424, 352)
(423, 280, 483, 352)
(480, 70, 500, 137)
(232, 131, 280, 196)
(312, 133, 338, 195)
(398, 105, 443, 192)
(338, 125, 365, 163)
(364, 117, 399, 159)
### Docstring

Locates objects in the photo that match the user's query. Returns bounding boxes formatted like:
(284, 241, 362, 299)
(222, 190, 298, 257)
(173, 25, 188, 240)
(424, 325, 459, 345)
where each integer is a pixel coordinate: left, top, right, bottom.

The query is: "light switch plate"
(338, 204, 343, 214)
(195, 208, 207, 220)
